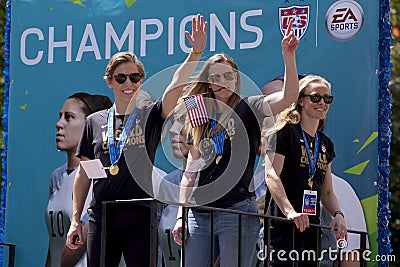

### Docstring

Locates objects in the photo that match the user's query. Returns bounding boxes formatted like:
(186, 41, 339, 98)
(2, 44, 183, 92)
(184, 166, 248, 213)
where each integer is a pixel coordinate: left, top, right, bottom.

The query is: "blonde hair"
(181, 53, 242, 147)
(267, 75, 331, 136)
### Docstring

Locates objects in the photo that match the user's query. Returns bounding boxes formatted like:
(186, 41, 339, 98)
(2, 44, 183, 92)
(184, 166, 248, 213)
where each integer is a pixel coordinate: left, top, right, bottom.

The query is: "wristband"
(334, 210, 344, 219)
(190, 49, 203, 56)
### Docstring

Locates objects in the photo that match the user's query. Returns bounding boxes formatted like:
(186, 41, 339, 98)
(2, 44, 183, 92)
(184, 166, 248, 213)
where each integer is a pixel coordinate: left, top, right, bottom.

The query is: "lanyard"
(211, 119, 225, 156)
(300, 123, 319, 182)
(107, 105, 138, 165)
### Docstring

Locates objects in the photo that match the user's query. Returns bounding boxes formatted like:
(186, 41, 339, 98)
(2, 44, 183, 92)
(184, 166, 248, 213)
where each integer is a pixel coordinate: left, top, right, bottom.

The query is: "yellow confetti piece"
(357, 132, 378, 154)
(126, 0, 137, 8)
(20, 104, 28, 110)
(68, 0, 86, 8)
(352, 139, 360, 143)
(25, 90, 29, 95)
(344, 160, 370, 175)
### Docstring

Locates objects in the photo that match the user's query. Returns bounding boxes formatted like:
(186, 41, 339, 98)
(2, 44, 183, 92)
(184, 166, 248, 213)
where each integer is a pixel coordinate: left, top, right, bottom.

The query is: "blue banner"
(4, 0, 383, 266)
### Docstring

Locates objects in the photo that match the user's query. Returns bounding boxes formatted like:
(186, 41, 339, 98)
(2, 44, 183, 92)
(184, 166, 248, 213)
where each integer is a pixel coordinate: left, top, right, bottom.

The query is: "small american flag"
(184, 94, 208, 127)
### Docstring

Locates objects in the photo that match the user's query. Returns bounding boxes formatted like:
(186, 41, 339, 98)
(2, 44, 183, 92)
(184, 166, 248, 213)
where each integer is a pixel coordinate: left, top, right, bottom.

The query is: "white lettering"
(301, 250, 316, 261)
(19, 10, 265, 65)
(140, 19, 163, 57)
(105, 21, 135, 59)
(328, 247, 338, 261)
(179, 15, 194, 53)
(240, 9, 263, 49)
(48, 25, 72, 63)
(168, 17, 174, 55)
(76, 24, 101, 62)
(210, 12, 235, 51)
(257, 246, 397, 263)
(277, 250, 287, 261)
(362, 250, 372, 261)
(20, 28, 44, 65)
(288, 250, 299, 261)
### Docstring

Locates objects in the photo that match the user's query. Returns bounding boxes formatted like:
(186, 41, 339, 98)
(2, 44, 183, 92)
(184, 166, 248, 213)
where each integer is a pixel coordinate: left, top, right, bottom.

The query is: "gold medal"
(109, 164, 119, 175)
(308, 177, 313, 189)
(216, 156, 222, 164)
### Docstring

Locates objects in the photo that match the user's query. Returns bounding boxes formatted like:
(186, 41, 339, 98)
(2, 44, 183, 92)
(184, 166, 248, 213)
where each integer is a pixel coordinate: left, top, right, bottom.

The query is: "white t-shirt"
(45, 164, 92, 267)
(157, 169, 183, 267)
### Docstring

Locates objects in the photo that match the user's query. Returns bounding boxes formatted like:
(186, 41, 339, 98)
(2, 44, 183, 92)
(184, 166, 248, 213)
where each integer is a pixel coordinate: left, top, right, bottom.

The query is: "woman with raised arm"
(65, 14, 207, 267)
(172, 19, 299, 267)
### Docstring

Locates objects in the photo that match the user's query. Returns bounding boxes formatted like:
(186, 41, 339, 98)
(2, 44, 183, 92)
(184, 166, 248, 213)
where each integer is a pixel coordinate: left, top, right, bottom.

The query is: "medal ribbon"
(300, 123, 319, 182)
(211, 119, 225, 156)
(107, 105, 138, 165)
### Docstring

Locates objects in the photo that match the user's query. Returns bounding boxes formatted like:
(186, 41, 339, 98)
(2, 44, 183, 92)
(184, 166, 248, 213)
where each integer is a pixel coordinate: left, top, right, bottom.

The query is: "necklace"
(305, 132, 315, 148)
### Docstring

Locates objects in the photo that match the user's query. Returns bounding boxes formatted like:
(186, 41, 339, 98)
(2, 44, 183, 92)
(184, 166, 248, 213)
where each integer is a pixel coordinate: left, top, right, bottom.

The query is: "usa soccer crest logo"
(279, 5, 310, 39)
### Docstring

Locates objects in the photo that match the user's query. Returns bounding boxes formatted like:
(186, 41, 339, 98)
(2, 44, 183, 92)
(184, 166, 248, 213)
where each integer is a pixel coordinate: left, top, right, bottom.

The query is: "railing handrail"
(102, 198, 367, 235)
(101, 198, 369, 267)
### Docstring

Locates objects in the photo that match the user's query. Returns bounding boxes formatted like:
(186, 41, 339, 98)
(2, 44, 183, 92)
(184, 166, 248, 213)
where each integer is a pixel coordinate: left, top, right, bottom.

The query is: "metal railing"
(0, 242, 16, 267)
(100, 198, 159, 267)
(101, 198, 368, 267)
(260, 214, 368, 267)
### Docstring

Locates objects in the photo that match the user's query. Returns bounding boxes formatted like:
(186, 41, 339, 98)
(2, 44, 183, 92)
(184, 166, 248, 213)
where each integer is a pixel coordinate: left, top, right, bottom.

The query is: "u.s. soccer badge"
(279, 5, 310, 39)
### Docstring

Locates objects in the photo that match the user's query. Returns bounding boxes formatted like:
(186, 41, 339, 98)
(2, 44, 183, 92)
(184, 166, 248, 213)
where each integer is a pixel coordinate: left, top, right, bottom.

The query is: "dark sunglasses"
(113, 73, 143, 84)
(208, 71, 236, 83)
(302, 94, 334, 104)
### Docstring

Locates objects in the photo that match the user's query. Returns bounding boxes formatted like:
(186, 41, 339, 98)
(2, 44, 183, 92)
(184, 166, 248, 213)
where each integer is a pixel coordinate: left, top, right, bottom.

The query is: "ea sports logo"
(325, 0, 364, 41)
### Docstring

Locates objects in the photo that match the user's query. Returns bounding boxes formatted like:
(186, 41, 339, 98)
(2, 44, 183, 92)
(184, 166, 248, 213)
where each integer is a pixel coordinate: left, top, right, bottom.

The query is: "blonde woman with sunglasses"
(66, 14, 207, 267)
(172, 19, 300, 267)
(264, 75, 347, 266)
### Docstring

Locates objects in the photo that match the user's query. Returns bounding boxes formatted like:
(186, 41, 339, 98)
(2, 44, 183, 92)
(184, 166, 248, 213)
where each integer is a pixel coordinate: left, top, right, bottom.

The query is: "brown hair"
(181, 53, 242, 147)
(104, 52, 145, 81)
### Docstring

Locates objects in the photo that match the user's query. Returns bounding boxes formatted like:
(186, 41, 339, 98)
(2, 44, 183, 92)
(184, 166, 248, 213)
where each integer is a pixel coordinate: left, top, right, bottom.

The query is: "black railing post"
(360, 232, 367, 267)
(100, 201, 107, 267)
(292, 223, 296, 267)
(0, 243, 16, 267)
(210, 210, 215, 267)
(8, 243, 15, 267)
(150, 200, 159, 267)
(238, 213, 242, 267)
(182, 206, 188, 267)
(265, 218, 271, 267)
(316, 226, 321, 267)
